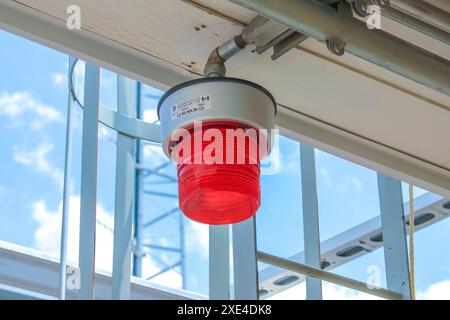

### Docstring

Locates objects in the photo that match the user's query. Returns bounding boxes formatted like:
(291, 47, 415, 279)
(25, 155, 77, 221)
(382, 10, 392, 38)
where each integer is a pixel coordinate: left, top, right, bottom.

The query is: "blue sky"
(0, 28, 450, 299)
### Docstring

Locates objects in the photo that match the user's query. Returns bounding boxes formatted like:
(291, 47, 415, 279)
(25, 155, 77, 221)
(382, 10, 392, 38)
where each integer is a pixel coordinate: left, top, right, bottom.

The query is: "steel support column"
(132, 83, 143, 278)
(78, 63, 100, 300)
(112, 76, 137, 299)
(232, 217, 259, 300)
(377, 174, 411, 299)
(179, 213, 186, 289)
(58, 56, 76, 300)
(300, 144, 322, 300)
(209, 225, 230, 300)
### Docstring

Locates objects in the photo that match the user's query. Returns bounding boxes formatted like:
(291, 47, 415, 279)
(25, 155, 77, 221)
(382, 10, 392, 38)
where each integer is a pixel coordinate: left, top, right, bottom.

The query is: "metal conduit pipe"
(391, 0, 450, 34)
(230, 0, 450, 96)
(383, 6, 450, 45)
(422, 0, 450, 13)
(204, 35, 248, 77)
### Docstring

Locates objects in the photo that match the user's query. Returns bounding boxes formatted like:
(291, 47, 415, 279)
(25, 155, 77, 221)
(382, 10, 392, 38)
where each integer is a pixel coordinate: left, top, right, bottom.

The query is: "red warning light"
(157, 77, 276, 225)
(174, 121, 261, 225)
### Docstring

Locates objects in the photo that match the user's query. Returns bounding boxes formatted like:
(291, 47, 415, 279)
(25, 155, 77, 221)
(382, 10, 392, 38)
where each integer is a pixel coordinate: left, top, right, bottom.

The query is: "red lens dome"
(174, 121, 261, 225)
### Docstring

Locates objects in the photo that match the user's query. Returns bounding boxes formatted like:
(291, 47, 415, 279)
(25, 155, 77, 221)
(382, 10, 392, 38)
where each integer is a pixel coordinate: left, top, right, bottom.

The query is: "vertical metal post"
(300, 144, 322, 300)
(78, 63, 100, 300)
(209, 225, 230, 300)
(232, 217, 259, 300)
(112, 76, 137, 299)
(179, 213, 186, 289)
(132, 83, 143, 278)
(377, 173, 411, 299)
(58, 56, 76, 300)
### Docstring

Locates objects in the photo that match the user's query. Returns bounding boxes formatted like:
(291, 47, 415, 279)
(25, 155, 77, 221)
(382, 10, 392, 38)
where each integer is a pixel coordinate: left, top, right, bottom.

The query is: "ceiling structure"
(1, 0, 449, 196)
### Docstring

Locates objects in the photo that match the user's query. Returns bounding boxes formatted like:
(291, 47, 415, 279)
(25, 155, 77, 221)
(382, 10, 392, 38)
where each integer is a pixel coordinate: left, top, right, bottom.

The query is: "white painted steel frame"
(300, 144, 322, 300)
(58, 56, 76, 300)
(0, 0, 448, 300)
(209, 225, 230, 300)
(0, 241, 205, 300)
(111, 76, 138, 299)
(377, 174, 412, 299)
(232, 217, 259, 299)
(78, 63, 100, 300)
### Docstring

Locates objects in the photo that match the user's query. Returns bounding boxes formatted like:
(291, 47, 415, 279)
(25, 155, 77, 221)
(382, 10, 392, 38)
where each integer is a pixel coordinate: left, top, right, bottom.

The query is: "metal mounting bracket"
(346, 0, 390, 17)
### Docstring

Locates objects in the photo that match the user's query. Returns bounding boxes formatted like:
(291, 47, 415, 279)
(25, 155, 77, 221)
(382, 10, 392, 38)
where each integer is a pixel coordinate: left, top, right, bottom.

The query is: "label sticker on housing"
(171, 95, 211, 120)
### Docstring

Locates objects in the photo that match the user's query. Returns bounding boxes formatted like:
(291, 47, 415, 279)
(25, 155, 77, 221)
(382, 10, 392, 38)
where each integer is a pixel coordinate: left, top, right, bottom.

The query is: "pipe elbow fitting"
(204, 48, 226, 77)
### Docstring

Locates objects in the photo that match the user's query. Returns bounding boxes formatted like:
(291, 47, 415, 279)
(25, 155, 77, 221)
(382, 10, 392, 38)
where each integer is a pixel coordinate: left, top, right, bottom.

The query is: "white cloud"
(261, 147, 280, 175)
(321, 283, 381, 300)
(281, 151, 300, 174)
(32, 200, 66, 254)
(98, 122, 117, 143)
(0, 91, 64, 129)
(74, 62, 85, 79)
(32, 195, 115, 273)
(337, 176, 364, 194)
(143, 109, 159, 124)
(268, 279, 450, 300)
(350, 177, 363, 192)
(51, 73, 67, 87)
(32, 195, 181, 288)
(318, 167, 332, 189)
(100, 69, 115, 90)
(263, 144, 299, 176)
(186, 220, 209, 259)
(315, 149, 364, 193)
(0, 185, 9, 196)
(316, 165, 364, 194)
(314, 163, 366, 194)
(268, 282, 382, 300)
(13, 141, 64, 188)
(417, 280, 450, 300)
(141, 143, 169, 168)
(280, 141, 310, 175)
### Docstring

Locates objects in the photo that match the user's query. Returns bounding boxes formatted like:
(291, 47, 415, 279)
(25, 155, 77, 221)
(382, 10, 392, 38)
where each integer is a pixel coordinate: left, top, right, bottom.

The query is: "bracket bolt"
(326, 37, 345, 56)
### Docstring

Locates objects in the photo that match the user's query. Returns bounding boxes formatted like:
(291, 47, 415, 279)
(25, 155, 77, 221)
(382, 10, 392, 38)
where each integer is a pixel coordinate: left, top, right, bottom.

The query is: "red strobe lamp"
(157, 78, 276, 225)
